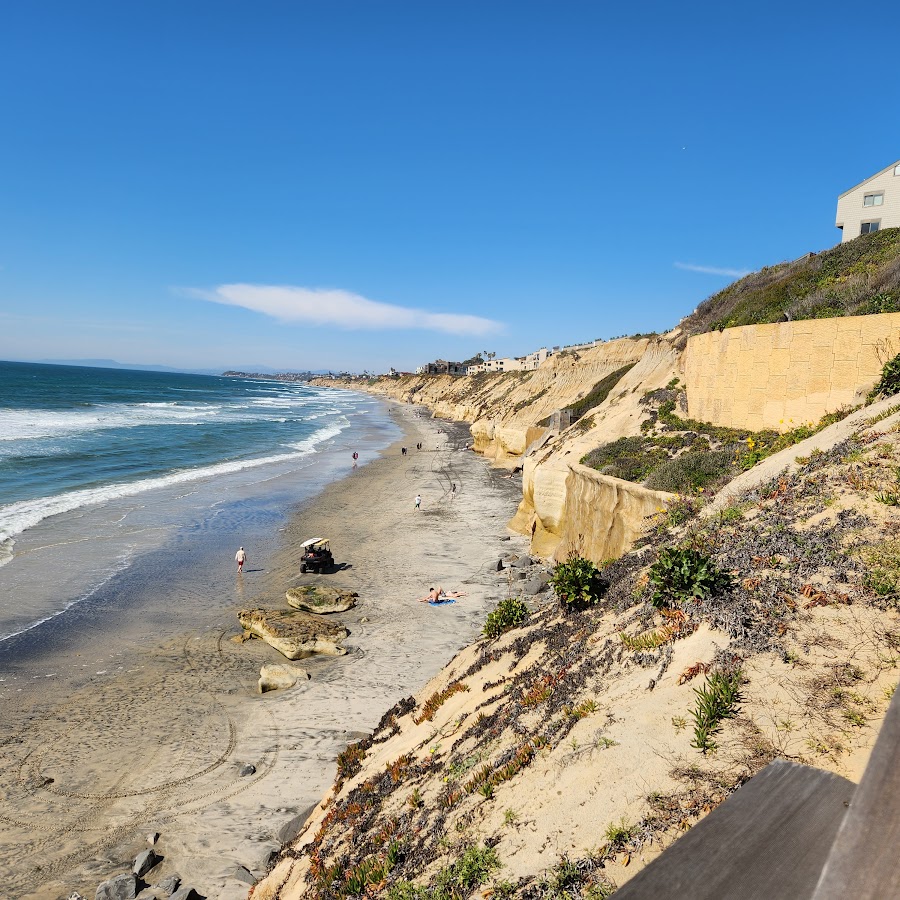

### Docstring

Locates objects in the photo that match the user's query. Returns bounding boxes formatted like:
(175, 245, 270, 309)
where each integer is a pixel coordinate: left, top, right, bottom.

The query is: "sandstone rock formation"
(237, 608, 348, 660)
(285, 584, 358, 614)
(258, 662, 311, 693)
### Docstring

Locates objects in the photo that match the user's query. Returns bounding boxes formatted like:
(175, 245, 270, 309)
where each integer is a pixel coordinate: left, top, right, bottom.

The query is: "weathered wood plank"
(613, 760, 854, 899)
(812, 687, 900, 898)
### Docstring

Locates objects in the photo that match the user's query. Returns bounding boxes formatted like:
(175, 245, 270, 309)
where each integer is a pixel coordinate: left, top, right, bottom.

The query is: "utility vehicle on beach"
(299, 538, 334, 574)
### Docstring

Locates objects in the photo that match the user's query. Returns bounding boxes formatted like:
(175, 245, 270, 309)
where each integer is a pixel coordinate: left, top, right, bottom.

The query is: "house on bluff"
(836, 159, 900, 242)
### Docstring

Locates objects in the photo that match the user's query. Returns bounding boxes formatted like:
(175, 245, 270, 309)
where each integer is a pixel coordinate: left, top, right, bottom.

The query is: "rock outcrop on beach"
(237, 608, 349, 659)
(258, 663, 311, 693)
(286, 585, 359, 614)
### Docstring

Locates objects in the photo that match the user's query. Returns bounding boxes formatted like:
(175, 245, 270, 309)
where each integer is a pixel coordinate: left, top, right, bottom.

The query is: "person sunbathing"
(417, 586, 468, 603)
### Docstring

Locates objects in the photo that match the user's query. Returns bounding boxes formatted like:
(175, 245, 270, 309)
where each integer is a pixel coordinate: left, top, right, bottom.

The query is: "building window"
(895, 165, 900, 176)
(861, 221, 880, 235)
(863, 193, 884, 207)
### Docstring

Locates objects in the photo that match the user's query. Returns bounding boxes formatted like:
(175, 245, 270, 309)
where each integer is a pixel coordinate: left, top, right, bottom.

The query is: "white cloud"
(186, 284, 504, 337)
(674, 262, 751, 278)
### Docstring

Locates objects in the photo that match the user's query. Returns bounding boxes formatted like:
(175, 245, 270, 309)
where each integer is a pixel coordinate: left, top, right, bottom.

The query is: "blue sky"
(1, 1, 898, 373)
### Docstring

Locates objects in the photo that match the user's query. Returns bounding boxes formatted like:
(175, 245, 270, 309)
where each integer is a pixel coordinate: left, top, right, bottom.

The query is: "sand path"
(2, 402, 524, 900)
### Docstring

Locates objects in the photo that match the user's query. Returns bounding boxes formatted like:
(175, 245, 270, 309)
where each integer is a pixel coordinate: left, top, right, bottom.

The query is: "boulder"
(276, 813, 306, 844)
(512, 556, 533, 568)
(133, 849, 162, 879)
(95, 874, 137, 900)
(286, 585, 358, 614)
(524, 574, 550, 595)
(495, 559, 504, 571)
(237, 609, 348, 660)
(239, 764, 256, 776)
(257, 845, 280, 872)
(258, 663, 310, 693)
(155, 876, 181, 897)
(226, 866, 256, 886)
(169, 888, 203, 900)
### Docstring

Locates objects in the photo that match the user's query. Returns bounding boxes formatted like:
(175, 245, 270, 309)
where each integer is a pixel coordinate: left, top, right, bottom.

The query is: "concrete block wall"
(682, 313, 900, 432)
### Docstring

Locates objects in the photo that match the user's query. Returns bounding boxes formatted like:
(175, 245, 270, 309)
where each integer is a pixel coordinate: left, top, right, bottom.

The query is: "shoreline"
(3, 399, 525, 899)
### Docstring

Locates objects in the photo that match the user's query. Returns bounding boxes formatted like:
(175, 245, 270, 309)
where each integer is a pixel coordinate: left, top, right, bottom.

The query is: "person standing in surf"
(235, 546, 247, 573)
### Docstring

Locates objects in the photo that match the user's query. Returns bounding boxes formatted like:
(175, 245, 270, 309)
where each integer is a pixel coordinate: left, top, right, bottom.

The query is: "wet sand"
(1, 402, 525, 899)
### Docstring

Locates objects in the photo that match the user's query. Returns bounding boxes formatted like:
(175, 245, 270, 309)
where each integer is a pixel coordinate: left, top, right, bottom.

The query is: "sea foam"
(0, 420, 347, 559)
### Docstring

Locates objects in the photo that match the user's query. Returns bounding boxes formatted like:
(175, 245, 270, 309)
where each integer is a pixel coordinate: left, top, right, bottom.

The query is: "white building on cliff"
(836, 159, 900, 242)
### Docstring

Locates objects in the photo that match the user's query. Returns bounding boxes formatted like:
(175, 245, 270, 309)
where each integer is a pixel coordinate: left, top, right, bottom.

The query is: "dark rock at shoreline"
(155, 875, 181, 896)
(169, 888, 203, 900)
(512, 555, 533, 568)
(524, 573, 550, 595)
(133, 849, 162, 878)
(95, 873, 137, 900)
(276, 812, 306, 844)
(227, 865, 256, 885)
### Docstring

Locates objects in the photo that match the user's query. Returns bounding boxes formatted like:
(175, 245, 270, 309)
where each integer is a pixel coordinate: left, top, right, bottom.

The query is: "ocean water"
(0, 360, 396, 645)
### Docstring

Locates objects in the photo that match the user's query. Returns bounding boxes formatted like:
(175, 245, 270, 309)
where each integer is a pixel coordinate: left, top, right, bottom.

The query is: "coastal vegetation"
(678, 227, 900, 336)
(869, 350, 900, 401)
(264, 410, 900, 900)
(690, 668, 744, 753)
(559, 363, 636, 424)
(548, 553, 605, 610)
(581, 385, 857, 495)
(483, 597, 530, 639)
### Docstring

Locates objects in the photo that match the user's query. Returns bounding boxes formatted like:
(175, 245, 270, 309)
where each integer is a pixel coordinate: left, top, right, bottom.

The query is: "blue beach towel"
(428, 598, 456, 605)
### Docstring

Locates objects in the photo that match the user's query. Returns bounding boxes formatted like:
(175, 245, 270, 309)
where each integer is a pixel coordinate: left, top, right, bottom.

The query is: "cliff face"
(315, 337, 681, 560)
(316, 337, 652, 467)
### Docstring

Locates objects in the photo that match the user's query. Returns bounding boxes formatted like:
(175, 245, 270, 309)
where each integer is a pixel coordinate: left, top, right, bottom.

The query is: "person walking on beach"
(235, 546, 246, 573)
(415, 494, 421, 510)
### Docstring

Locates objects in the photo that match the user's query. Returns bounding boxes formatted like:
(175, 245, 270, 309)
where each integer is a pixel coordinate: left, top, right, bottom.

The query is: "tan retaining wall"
(553, 464, 675, 565)
(683, 313, 900, 431)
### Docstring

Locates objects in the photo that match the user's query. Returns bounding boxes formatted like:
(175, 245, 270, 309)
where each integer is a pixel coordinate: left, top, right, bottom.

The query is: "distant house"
(421, 359, 467, 376)
(836, 160, 900, 242)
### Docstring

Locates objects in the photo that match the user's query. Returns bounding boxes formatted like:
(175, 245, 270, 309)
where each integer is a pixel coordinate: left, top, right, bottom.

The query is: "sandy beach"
(0, 401, 524, 900)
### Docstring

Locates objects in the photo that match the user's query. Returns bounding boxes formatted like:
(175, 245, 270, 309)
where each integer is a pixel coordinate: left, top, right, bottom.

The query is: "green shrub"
(648, 547, 732, 609)
(678, 227, 900, 334)
(550, 554, 605, 610)
(483, 597, 529, 639)
(665, 496, 700, 527)
(691, 669, 743, 753)
(564, 363, 636, 422)
(869, 352, 900, 401)
(644, 450, 734, 493)
(387, 844, 501, 900)
(581, 436, 669, 481)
